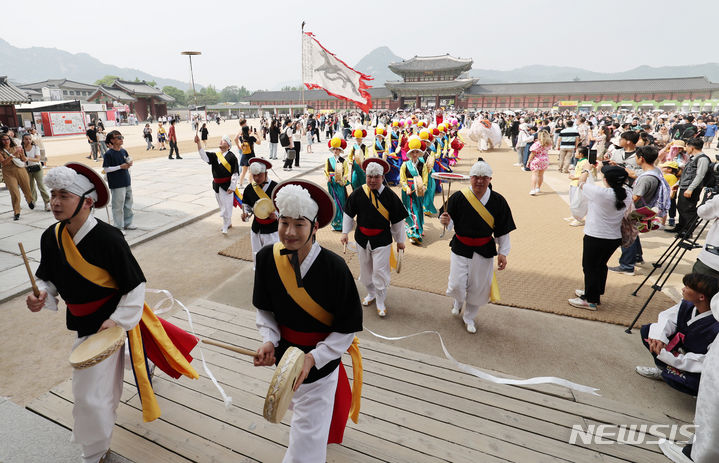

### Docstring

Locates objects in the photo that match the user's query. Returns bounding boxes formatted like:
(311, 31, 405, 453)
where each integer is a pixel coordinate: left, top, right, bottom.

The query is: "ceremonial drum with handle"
(69, 326, 125, 369)
(201, 339, 305, 423)
(253, 198, 275, 220)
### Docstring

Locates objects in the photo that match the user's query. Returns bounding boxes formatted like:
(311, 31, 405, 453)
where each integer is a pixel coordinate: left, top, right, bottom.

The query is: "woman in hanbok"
(400, 136, 429, 244)
(346, 129, 367, 191)
(324, 136, 349, 231)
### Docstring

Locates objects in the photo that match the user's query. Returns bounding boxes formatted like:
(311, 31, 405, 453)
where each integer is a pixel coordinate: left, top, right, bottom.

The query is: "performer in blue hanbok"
(420, 129, 438, 216)
(400, 136, 429, 245)
(384, 123, 402, 186)
(325, 136, 349, 231)
(346, 129, 367, 191)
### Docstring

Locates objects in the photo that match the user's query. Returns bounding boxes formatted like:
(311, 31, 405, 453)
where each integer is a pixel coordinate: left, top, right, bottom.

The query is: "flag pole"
(301, 21, 305, 115)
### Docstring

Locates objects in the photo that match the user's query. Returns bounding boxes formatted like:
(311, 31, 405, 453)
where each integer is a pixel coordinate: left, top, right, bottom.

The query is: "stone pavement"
(0, 141, 331, 303)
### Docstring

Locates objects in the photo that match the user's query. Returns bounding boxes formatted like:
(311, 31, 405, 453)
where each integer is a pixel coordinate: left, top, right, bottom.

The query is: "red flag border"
(303, 32, 374, 113)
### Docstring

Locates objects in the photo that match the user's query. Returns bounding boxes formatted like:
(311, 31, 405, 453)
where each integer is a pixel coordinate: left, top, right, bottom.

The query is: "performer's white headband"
(249, 162, 266, 175)
(44, 166, 98, 203)
(221, 135, 232, 148)
(275, 184, 319, 223)
(366, 163, 384, 177)
(469, 161, 493, 178)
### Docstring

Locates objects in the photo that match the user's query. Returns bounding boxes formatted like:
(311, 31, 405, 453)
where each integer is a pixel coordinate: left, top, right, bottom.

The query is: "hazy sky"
(3, 0, 716, 90)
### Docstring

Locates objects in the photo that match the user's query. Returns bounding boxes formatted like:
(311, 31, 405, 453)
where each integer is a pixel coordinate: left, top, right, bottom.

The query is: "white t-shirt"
(582, 183, 632, 239)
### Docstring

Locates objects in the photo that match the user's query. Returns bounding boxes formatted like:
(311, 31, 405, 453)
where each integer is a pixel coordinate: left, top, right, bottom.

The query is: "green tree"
(281, 85, 303, 91)
(219, 85, 252, 102)
(133, 77, 157, 87)
(162, 86, 186, 107)
(94, 75, 121, 87)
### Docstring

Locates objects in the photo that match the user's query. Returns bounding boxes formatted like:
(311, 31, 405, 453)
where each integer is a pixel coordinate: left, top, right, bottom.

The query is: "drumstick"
(440, 182, 447, 237)
(18, 242, 40, 297)
(202, 338, 258, 357)
(343, 242, 347, 254)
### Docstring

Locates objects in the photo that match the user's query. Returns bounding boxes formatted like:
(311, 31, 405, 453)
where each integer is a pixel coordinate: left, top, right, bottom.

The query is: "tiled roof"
(19, 79, 97, 91)
(0, 76, 30, 104)
(385, 78, 478, 92)
(112, 80, 163, 96)
(389, 55, 473, 74)
(88, 85, 136, 102)
(467, 76, 719, 96)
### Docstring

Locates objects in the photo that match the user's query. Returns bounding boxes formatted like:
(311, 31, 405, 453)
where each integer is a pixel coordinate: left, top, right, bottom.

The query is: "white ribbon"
(366, 328, 600, 396)
(146, 289, 233, 408)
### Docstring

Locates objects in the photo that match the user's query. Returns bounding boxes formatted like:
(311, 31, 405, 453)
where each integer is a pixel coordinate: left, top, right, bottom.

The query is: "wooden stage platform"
(27, 299, 677, 462)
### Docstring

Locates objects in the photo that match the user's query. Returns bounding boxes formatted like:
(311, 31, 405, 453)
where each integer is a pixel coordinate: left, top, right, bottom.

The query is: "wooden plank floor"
(27, 299, 676, 463)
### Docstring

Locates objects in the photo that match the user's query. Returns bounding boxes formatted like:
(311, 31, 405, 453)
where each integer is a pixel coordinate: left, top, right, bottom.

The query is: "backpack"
(279, 130, 291, 147)
(636, 170, 671, 217)
(695, 153, 718, 189)
(673, 124, 697, 141)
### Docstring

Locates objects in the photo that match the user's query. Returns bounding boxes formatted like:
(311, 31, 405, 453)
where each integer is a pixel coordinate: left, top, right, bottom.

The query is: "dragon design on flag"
(314, 49, 359, 95)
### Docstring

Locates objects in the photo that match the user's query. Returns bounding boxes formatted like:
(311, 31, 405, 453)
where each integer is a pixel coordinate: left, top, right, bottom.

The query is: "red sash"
(359, 226, 383, 237)
(213, 176, 231, 184)
(255, 216, 277, 225)
(66, 293, 116, 317)
(455, 234, 492, 247)
(279, 325, 352, 444)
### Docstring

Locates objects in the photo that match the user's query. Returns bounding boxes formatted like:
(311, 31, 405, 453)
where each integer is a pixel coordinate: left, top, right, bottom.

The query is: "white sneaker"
(451, 305, 460, 316)
(658, 439, 693, 463)
(635, 366, 663, 380)
(575, 289, 585, 297)
(465, 322, 477, 334)
(513, 163, 521, 167)
(529, 189, 537, 196)
(362, 295, 375, 306)
(568, 219, 584, 227)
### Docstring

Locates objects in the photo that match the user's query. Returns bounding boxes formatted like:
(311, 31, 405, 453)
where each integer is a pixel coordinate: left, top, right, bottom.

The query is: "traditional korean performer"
(346, 129, 367, 190)
(325, 135, 349, 231)
(241, 157, 279, 264)
(253, 179, 363, 463)
(341, 158, 408, 317)
(195, 134, 239, 234)
(26, 163, 198, 463)
(400, 136, 429, 245)
(420, 128, 439, 216)
(439, 161, 516, 333)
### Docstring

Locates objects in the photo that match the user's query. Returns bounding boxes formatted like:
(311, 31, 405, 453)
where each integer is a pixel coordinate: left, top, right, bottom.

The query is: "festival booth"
(15, 100, 84, 136)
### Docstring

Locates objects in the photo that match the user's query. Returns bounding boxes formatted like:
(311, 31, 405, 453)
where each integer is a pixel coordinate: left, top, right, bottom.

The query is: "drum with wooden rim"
(69, 326, 125, 369)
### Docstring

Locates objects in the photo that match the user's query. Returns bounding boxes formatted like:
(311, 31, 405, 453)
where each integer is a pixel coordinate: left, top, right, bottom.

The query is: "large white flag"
(302, 32, 373, 113)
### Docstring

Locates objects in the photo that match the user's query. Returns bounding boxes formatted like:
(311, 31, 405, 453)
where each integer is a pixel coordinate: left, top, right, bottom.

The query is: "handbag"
(26, 164, 41, 173)
(620, 203, 639, 248)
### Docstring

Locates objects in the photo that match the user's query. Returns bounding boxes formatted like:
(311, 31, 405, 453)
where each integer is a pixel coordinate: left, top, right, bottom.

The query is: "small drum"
(254, 198, 275, 220)
(334, 161, 346, 186)
(263, 346, 305, 423)
(69, 326, 125, 369)
(413, 175, 426, 196)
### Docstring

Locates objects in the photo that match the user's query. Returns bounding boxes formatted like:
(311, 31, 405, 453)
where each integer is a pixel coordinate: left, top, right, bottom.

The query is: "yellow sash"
(252, 182, 271, 201)
(459, 188, 501, 303)
(271, 241, 363, 422)
(461, 188, 494, 228)
(215, 150, 232, 175)
(55, 223, 197, 422)
(361, 185, 397, 270)
(55, 224, 119, 289)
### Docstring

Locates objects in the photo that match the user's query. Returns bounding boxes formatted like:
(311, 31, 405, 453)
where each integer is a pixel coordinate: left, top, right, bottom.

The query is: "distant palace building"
(248, 54, 719, 113)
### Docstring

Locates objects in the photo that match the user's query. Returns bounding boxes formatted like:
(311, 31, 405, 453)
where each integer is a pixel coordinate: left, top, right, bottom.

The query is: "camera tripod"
(625, 196, 713, 334)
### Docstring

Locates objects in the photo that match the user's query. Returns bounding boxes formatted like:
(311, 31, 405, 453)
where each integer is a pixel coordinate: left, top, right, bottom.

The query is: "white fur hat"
(469, 161, 493, 177)
(44, 166, 98, 203)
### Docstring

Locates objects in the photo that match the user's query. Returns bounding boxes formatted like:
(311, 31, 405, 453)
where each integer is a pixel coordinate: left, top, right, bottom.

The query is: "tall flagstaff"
(180, 51, 201, 110)
(301, 21, 306, 113)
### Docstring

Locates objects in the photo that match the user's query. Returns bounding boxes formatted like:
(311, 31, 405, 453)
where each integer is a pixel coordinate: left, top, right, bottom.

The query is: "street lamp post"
(180, 51, 201, 110)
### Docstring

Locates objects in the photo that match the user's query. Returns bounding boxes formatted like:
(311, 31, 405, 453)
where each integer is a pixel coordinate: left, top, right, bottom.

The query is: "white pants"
(250, 231, 279, 268)
(693, 337, 719, 462)
(72, 339, 124, 463)
(446, 251, 493, 325)
(284, 367, 339, 463)
(215, 189, 234, 231)
(357, 243, 392, 310)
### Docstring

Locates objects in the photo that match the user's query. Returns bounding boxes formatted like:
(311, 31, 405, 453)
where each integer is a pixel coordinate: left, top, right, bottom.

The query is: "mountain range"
(3, 38, 719, 92)
(354, 47, 719, 86)
(0, 39, 189, 90)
